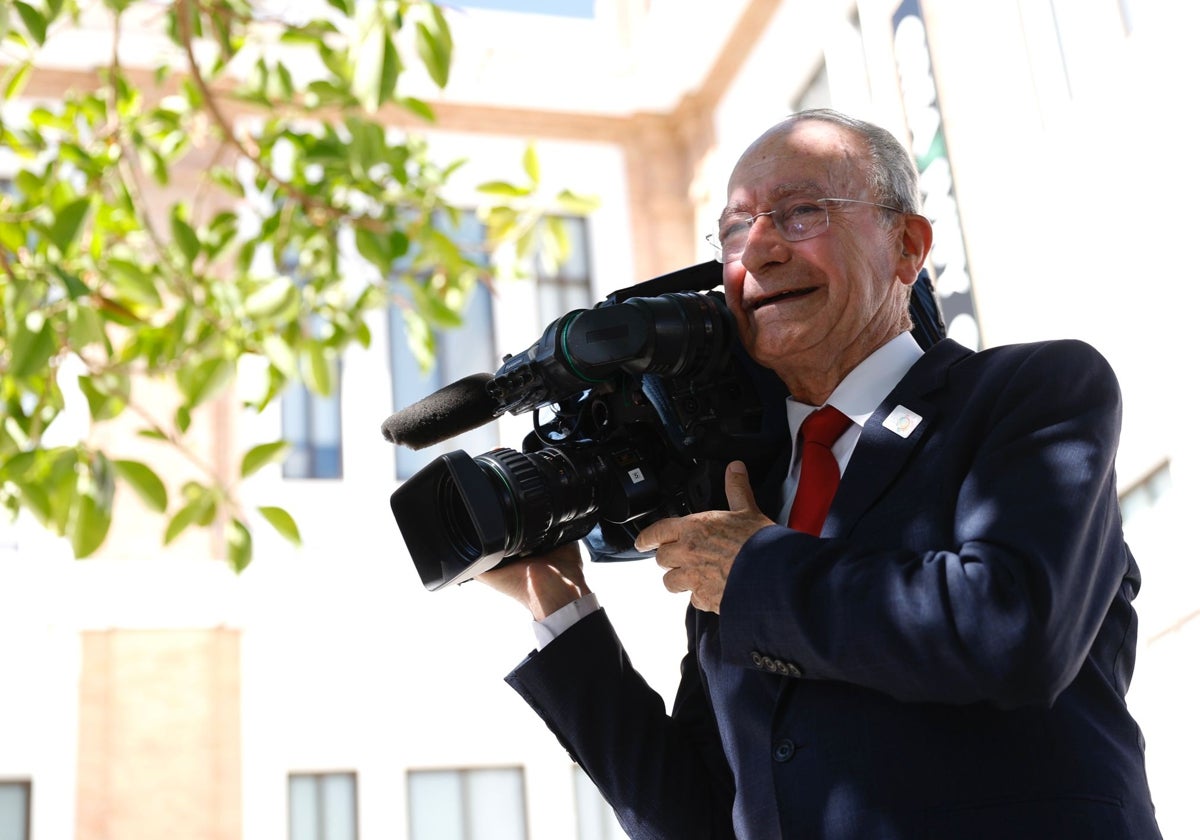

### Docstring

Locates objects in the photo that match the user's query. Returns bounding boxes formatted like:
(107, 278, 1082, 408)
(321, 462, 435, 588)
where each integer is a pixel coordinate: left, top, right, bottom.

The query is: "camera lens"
(476, 447, 601, 558)
(438, 473, 484, 560)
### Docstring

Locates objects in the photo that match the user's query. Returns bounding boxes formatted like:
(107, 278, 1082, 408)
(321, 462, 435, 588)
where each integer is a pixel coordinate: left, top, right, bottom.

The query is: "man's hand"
(477, 541, 592, 621)
(634, 461, 774, 613)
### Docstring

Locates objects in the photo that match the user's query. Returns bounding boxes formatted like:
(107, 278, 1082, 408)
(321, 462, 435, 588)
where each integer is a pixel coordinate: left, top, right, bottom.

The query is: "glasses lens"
(711, 202, 830, 263)
(778, 202, 829, 241)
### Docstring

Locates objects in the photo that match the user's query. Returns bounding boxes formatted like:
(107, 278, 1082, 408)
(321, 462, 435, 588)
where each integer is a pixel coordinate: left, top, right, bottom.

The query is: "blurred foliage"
(0, 0, 598, 570)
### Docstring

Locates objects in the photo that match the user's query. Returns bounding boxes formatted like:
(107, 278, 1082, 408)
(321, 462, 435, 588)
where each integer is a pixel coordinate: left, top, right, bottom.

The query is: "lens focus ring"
(484, 449, 553, 555)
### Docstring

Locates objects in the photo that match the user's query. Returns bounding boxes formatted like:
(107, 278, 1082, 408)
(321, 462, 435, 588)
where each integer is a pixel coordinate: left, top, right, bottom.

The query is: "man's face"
(721, 120, 908, 390)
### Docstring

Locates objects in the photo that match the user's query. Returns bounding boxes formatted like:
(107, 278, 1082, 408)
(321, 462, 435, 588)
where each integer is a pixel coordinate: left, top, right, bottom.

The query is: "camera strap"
(604, 261, 724, 304)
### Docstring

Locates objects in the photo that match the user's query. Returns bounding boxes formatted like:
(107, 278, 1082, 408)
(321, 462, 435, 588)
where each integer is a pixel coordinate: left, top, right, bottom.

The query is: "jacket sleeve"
(505, 608, 735, 840)
(718, 339, 1136, 709)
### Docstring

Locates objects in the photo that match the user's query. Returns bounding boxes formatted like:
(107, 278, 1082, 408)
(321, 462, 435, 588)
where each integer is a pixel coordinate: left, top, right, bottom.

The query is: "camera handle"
(605, 260, 946, 352)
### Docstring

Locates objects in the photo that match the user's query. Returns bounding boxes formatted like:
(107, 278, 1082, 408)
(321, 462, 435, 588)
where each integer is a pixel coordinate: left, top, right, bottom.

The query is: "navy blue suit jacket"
(506, 338, 1161, 839)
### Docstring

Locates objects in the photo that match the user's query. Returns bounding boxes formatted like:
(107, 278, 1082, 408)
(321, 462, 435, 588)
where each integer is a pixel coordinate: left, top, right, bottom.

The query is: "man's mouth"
(751, 286, 818, 310)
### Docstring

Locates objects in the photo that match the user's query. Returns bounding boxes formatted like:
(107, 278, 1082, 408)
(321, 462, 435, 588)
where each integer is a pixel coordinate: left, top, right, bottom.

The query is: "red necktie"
(787, 406, 852, 535)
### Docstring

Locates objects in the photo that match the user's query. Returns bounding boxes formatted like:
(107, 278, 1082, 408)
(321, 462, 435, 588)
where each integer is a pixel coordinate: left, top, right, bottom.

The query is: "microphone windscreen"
(381, 373, 498, 450)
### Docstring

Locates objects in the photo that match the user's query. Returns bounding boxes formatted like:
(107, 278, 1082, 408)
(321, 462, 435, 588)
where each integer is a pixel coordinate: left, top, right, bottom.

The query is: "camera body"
(389, 261, 944, 591)
(391, 262, 789, 590)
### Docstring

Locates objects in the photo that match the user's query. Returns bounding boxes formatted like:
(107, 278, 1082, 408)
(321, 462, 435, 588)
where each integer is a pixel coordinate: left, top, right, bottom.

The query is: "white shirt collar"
(785, 331, 925, 433)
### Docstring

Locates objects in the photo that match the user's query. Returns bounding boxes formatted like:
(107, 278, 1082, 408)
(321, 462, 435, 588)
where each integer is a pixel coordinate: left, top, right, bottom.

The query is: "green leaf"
(354, 226, 395, 274)
(477, 181, 531, 198)
(302, 342, 334, 396)
(352, 23, 389, 112)
(164, 484, 218, 545)
(69, 491, 111, 557)
(258, 505, 301, 545)
(399, 96, 435, 123)
(107, 258, 162, 307)
(245, 276, 299, 319)
(378, 31, 401, 108)
(48, 196, 92, 254)
(415, 5, 452, 88)
(260, 333, 297, 378)
(0, 221, 26, 252)
(180, 357, 235, 408)
(226, 519, 252, 572)
(164, 502, 201, 545)
(78, 373, 130, 422)
(113, 459, 168, 513)
(19, 482, 53, 527)
(3, 61, 33, 100)
(9, 312, 56, 378)
(241, 440, 289, 478)
(522, 144, 540, 184)
(170, 204, 201, 265)
(13, 2, 46, 46)
(555, 188, 602, 215)
(55, 266, 90, 300)
(70, 453, 116, 558)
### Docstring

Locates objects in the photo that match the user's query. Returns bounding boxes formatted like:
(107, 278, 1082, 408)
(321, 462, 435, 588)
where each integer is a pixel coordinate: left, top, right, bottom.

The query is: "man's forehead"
(726, 121, 864, 206)
(723, 179, 828, 214)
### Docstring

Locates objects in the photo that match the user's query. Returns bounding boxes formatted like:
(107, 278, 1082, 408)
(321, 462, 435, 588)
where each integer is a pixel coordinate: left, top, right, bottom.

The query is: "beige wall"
(76, 629, 242, 840)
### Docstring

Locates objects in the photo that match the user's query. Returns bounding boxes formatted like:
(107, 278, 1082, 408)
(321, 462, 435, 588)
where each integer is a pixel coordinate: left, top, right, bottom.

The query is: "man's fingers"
(635, 516, 679, 552)
(724, 460, 759, 513)
(661, 566, 688, 594)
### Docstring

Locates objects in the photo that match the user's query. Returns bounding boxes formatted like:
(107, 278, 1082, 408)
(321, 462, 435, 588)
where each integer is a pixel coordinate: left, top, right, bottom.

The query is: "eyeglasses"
(706, 197, 905, 264)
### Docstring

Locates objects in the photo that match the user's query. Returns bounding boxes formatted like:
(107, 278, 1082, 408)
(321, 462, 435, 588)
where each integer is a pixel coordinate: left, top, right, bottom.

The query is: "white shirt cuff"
(532, 592, 600, 651)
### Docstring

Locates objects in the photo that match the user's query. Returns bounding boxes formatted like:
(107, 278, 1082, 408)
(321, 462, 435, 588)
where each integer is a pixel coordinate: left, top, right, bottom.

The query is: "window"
(288, 772, 357, 840)
(535, 215, 594, 323)
(281, 364, 343, 479)
(573, 767, 627, 840)
(408, 767, 527, 840)
(388, 212, 594, 479)
(279, 248, 343, 480)
(0, 780, 31, 840)
(388, 273, 497, 478)
(388, 213, 498, 479)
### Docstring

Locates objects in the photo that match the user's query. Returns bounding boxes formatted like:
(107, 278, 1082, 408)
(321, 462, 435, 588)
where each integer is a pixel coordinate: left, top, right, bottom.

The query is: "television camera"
(383, 261, 944, 591)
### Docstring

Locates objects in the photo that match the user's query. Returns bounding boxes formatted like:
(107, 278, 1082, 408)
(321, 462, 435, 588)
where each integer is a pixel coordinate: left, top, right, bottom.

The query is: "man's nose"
(740, 211, 788, 268)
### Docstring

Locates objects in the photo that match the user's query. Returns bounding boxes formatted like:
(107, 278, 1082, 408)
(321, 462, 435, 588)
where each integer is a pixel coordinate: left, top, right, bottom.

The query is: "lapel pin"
(882, 405, 923, 438)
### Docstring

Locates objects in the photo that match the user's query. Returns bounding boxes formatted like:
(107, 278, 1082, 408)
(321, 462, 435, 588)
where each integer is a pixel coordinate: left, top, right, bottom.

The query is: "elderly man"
(481, 109, 1161, 839)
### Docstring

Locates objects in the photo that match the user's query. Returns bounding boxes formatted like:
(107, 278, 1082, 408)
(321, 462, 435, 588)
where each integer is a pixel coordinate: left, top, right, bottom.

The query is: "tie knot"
(801, 405, 852, 448)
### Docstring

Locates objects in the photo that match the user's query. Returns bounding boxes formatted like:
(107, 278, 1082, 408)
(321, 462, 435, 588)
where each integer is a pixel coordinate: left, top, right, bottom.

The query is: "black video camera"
(387, 261, 945, 591)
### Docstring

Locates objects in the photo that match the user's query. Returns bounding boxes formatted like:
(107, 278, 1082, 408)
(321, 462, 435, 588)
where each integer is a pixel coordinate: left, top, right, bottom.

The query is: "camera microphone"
(380, 373, 499, 450)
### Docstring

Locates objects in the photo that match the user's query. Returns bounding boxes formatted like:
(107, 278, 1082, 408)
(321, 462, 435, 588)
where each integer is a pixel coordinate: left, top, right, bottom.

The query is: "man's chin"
(742, 325, 820, 369)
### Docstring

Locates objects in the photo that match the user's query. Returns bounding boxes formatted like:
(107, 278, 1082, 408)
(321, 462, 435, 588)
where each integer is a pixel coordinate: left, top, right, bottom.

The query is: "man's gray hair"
(789, 109, 922, 214)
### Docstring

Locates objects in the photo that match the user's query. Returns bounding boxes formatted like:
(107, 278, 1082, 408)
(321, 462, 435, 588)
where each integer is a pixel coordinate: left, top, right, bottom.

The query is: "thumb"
(724, 461, 759, 512)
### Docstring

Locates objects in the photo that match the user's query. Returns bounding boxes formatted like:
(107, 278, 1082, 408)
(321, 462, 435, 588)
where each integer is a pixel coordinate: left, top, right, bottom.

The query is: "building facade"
(2, 1, 1196, 838)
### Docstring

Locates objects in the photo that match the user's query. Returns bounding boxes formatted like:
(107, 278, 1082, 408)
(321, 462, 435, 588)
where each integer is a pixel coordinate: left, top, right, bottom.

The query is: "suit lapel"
(824, 339, 970, 537)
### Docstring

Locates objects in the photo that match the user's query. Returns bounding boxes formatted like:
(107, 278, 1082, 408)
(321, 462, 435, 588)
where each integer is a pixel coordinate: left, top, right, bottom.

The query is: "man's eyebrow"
(720, 180, 828, 218)
(767, 180, 826, 202)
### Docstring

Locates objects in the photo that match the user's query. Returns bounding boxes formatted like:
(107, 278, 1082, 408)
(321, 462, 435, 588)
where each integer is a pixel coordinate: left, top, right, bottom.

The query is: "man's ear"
(896, 214, 934, 287)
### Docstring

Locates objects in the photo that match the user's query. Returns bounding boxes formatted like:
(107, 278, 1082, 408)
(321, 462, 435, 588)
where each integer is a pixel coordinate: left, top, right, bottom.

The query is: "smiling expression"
(721, 118, 924, 403)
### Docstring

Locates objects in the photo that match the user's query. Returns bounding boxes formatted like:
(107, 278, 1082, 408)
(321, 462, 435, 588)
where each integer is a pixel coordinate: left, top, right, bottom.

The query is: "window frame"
(287, 770, 359, 840)
(406, 766, 529, 840)
(0, 779, 32, 840)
